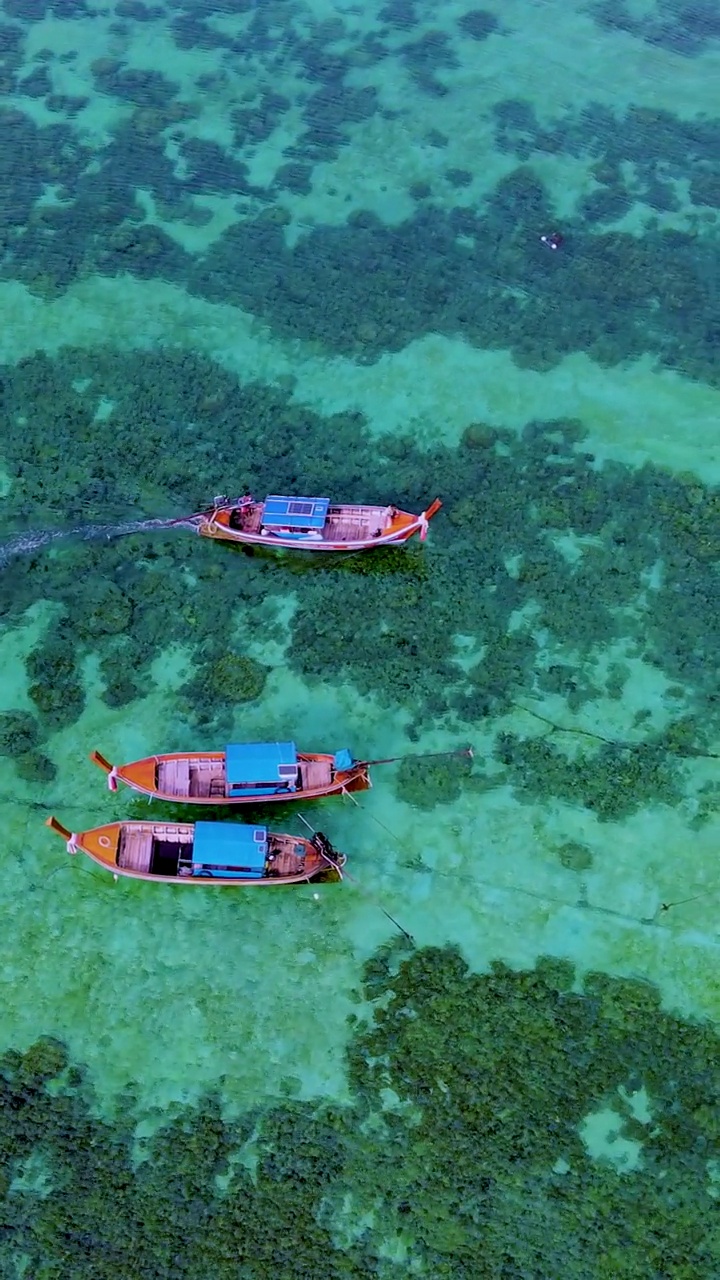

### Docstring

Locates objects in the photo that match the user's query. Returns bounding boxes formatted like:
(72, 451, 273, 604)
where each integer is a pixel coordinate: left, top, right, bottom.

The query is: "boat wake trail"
(0, 515, 201, 570)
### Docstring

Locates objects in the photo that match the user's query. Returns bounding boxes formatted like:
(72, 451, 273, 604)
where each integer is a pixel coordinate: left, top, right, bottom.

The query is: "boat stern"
(309, 831, 346, 879)
(336, 760, 372, 793)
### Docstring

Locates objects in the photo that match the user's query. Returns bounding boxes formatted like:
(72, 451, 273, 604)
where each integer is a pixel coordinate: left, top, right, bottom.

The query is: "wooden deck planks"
(182, 760, 225, 798)
(159, 758, 191, 797)
(324, 519, 377, 541)
(270, 838, 305, 877)
(301, 760, 332, 791)
(118, 828, 153, 872)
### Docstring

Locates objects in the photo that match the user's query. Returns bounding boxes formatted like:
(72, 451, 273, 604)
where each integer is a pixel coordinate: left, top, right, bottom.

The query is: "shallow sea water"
(1, 0, 719, 1273)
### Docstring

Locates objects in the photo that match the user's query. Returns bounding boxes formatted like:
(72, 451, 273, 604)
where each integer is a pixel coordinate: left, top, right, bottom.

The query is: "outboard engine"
(312, 832, 346, 870)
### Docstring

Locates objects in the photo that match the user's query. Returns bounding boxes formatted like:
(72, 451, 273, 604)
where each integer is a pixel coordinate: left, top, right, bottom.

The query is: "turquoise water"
(1, 0, 720, 1273)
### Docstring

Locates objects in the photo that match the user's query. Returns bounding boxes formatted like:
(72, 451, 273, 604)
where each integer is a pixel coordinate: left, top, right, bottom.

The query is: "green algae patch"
(495, 729, 684, 821)
(342, 943, 720, 1275)
(2, 945, 720, 1278)
(557, 839, 594, 871)
(394, 747, 474, 810)
(184, 652, 269, 707)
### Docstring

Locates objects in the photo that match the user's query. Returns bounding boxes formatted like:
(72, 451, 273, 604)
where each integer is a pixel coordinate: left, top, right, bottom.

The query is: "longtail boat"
(46, 816, 344, 886)
(89, 741, 371, 804)
(195, 493, 442, 552)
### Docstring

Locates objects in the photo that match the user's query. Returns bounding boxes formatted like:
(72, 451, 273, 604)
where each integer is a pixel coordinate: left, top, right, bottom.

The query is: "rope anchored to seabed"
(343, 744, 474, 850)
(512, 699, 720, 761)
(297, 813, 415, 944)
(344, 734, 720, 931)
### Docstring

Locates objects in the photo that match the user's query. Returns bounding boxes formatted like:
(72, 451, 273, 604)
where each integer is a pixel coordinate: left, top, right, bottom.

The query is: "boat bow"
(419, 497, 442, 540)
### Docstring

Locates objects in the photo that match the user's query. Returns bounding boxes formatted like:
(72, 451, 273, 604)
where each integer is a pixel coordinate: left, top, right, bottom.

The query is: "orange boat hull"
(197, 497, 441, 552)
(91, 749, 371, 805)
(47, 817, 343, 887)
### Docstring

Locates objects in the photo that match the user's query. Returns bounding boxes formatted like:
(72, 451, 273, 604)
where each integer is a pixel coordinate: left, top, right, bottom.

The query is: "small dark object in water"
(540, 230, 564, 251)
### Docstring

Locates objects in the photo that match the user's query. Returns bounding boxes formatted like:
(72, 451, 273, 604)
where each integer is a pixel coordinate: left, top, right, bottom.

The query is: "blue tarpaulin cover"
(192, 822, 268, 878)
(333, 748, 354, 771)
(261, 495, 330, 530)
(226, 741, 298, 793)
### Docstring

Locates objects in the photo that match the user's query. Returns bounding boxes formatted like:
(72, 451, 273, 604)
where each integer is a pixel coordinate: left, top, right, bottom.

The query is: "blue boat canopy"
(261, 495, 330, 530)
(226, 741, 298, 794)
(191, 822, 268, 878)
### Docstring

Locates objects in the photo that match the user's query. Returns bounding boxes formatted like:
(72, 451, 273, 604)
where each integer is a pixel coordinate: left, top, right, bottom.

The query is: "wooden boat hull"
(196, 496, 442, 552)
(90, 748, 372, 805)
(46, 817, 343, 886)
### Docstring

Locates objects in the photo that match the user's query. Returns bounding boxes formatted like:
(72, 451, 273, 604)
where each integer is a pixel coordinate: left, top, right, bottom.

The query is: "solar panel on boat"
(261, 495, 330, 530)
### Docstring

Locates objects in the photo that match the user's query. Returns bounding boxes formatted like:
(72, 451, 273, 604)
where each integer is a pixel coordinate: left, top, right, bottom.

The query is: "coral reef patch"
(2, 945, 719, 1277)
